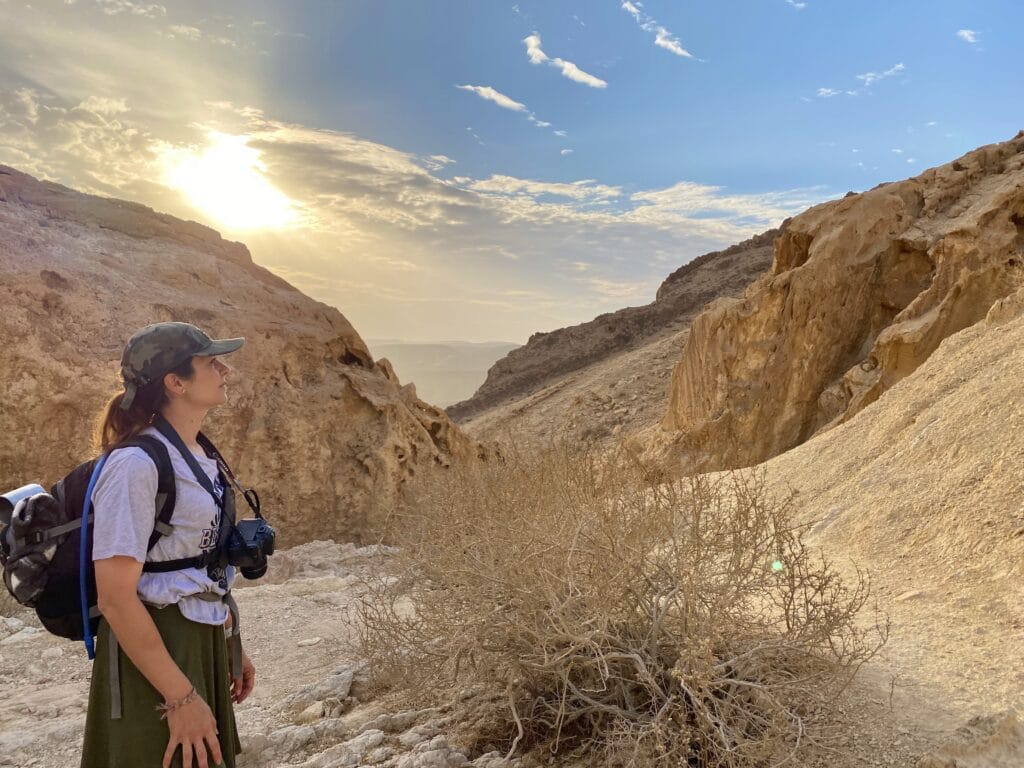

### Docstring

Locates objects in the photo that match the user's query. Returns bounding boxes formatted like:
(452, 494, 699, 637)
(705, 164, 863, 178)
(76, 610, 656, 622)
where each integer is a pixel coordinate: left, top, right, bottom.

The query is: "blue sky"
(0, 0, 1020, 342)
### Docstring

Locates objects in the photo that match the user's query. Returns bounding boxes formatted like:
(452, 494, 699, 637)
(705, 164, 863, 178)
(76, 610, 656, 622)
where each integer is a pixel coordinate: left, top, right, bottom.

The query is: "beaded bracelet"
(155, 686, 198, 720)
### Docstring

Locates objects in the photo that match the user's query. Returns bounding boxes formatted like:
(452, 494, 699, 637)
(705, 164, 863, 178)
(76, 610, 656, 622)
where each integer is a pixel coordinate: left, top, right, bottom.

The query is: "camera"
(225, 517, 276, 580)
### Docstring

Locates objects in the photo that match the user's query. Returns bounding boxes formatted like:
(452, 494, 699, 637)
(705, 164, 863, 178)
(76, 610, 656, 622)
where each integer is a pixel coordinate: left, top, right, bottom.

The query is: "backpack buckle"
(28, 530, 46, 545)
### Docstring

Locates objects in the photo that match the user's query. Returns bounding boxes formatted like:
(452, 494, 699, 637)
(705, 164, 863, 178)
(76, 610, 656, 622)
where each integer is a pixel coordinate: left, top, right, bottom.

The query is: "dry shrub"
(355, 440, 887, 767)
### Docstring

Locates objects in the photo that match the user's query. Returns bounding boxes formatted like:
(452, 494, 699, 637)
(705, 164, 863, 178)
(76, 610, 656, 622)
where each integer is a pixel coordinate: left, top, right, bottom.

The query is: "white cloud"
(561, 149, 574, 156)
(926, 120, 937, 126)
(552, 58, 607, 89)
(470, 175, 622, 202)
(523, 33, 608, 89)
(856, 62, 905, 87)
(553, 129, 567, 137)
(585, 277, 656, 299)
(96, 0, 166, 17)
(621, 1, 694, 59)
(169, 24, 202, 40)
(814, 62, 905, 99)
(956, 29, 978, 44)
(524, 34, 548, 64)
(77, 95, 129, 114)
(627, 181, 821, 228)
(421, 154, 455, 171)
(455, 84, 526, 112)
(907, 158, 916, 164)
(786, 0, 807, 8)
(891, 148, 903, 154)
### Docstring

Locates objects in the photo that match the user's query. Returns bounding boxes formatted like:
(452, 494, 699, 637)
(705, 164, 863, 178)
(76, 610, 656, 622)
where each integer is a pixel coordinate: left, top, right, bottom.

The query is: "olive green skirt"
(81, 604, 242, 768)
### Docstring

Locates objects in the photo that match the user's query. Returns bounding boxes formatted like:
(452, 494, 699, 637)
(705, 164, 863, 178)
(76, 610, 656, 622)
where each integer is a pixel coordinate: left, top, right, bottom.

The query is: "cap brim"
(202, 337, 245, 356)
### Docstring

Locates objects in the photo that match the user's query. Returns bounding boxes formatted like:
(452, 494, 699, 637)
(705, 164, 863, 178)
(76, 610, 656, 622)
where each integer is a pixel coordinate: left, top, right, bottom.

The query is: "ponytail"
(91, 357, 196, 455)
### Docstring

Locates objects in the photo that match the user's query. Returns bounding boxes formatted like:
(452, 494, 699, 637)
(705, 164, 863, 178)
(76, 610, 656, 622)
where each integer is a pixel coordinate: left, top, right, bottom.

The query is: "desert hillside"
(0, 165, 482, 546)
(648, 131, 1024, 474)
(450, 229, 777, 443)
(747, 280, 1024, 767)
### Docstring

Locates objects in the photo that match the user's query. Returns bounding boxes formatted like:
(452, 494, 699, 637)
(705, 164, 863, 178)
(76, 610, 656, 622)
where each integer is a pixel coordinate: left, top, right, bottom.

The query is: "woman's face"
(186, 354, 233, 408)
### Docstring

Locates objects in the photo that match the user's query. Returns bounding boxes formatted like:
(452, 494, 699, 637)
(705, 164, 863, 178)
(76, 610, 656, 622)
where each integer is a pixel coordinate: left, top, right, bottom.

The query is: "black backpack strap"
(113, 435, 177, 551)
(142, 551, 217, 573)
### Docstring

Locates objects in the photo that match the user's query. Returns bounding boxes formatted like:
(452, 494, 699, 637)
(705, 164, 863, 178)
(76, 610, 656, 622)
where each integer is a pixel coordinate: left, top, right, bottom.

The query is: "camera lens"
(240, 561, 267, 580)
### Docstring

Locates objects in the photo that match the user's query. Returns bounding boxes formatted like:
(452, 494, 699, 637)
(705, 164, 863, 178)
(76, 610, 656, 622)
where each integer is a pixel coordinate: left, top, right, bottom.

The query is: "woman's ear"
(163, 371, 187, 397)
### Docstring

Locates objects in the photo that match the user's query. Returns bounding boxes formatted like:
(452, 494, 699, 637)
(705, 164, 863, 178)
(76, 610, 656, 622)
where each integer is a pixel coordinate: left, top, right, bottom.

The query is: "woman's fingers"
(162, 738, 179, 768)
(205, 731, 224, 767)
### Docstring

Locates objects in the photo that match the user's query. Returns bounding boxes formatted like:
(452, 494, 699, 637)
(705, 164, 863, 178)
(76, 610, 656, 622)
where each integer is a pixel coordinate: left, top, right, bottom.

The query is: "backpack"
(0, 435, 177, 646)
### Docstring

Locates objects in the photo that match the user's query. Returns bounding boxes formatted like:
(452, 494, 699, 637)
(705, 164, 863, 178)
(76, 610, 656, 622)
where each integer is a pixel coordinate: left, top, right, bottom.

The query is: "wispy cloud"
(856, 62, 904, 87)
(524, 33, 607, 89)
(956, 29, 978, 44)
(470, 175, 622, 202)
(621, 1, 694, 59)
(456, 83, 563, 137)
(455, 84, 526, 112)
(561, 149, 574, 156)
(815, 62, 905, 99)
(96, 0, 166, 17)
(786, 0, 807, 9)
(421, 154, 455, 172)
(78, 95, 129, 114)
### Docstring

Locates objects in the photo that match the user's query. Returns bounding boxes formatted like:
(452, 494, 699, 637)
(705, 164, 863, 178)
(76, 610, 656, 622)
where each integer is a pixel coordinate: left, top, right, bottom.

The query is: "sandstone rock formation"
(652, 132, 1024, 472)
(0, 165, 482, 546)
(750, 280, 1024, 764)
(448, 229, 777, 435)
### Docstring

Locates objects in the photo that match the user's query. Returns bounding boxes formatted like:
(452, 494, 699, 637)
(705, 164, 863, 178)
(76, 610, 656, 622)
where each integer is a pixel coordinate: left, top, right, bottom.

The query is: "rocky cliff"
(448, 228, 777, 425)
(652, 132, 1024, 472)
(0, 165, 482, 546)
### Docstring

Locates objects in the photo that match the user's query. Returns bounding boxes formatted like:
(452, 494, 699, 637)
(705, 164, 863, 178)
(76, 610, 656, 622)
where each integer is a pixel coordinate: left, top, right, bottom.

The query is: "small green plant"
(356, 440, 887, 767)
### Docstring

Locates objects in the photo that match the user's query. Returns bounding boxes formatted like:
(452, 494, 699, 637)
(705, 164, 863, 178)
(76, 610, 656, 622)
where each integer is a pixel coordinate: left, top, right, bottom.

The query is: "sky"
(0, 1, 1020, 343)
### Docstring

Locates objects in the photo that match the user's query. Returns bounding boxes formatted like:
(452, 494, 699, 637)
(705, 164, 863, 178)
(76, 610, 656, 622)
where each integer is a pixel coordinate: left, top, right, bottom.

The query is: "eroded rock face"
(656, 132, 1024, 471)
(0, 165, 482, 546)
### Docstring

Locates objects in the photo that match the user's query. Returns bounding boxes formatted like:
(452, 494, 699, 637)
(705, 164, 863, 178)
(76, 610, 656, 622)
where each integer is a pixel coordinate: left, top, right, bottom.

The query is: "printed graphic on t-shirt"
(205, 474, 228, 587)
(198, 474, 225, 550)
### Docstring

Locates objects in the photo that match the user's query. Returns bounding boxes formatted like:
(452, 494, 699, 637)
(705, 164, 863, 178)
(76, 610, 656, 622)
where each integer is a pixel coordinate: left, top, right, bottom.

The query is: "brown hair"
(91, 358, 196, 454)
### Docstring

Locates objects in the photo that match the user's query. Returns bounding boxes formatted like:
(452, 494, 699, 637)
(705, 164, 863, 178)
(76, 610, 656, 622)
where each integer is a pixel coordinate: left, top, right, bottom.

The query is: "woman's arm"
(95, 556, 223, 768)
(95, 556, 193, 700)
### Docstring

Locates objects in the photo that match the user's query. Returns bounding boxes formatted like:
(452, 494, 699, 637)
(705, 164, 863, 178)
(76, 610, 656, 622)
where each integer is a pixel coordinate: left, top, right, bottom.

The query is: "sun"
(160, 132, 297, 231)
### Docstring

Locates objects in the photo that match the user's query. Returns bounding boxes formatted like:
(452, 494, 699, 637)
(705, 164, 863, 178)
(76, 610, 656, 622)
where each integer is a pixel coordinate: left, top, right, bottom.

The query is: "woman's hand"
(162, 692, 223, 768)
(230, 651, 256, 704)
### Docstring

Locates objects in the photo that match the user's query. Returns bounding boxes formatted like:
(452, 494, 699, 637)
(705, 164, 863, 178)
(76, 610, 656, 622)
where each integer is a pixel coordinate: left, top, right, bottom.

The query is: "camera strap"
(152, 417, 225, 513)
(143, 417, 233, 574)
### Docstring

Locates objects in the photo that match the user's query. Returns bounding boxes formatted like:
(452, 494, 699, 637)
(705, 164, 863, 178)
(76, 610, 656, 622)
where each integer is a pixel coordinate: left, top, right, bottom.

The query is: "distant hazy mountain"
(364, 339, 521, 407)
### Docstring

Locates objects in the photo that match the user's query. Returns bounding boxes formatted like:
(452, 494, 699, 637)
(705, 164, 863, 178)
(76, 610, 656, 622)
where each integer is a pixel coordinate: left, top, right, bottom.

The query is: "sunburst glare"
(160, 132, 297, 231)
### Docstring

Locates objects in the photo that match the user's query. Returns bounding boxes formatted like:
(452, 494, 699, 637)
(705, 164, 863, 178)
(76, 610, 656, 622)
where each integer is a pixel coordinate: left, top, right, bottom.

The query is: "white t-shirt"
(91, 426, 235, 625)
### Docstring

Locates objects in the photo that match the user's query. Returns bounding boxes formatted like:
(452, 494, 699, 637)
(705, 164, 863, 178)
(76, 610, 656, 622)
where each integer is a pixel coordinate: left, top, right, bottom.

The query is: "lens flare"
(159, 132, 296, 232)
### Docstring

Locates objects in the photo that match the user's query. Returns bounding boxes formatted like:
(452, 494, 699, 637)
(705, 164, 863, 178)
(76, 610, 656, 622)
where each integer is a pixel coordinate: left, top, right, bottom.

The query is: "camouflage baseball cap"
(119, 322, 244, 411)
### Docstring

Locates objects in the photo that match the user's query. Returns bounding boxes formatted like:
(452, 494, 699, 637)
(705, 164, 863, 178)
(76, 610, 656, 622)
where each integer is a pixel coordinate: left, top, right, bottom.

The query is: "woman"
(82, 321, 256, 768)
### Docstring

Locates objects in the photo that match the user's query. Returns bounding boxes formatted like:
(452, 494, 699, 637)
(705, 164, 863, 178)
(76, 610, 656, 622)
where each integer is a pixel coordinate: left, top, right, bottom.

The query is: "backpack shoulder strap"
(115, 435, 177, 552)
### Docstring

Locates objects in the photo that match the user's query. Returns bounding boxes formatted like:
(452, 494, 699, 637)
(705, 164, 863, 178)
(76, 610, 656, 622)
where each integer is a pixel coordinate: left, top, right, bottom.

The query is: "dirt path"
(1, 539, 1020, 768)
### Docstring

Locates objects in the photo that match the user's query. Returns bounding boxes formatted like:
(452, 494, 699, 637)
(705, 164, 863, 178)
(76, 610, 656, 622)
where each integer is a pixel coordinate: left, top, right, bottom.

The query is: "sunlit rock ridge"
(651, 131, 1024, 473)
(0, 165, 482, 546)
